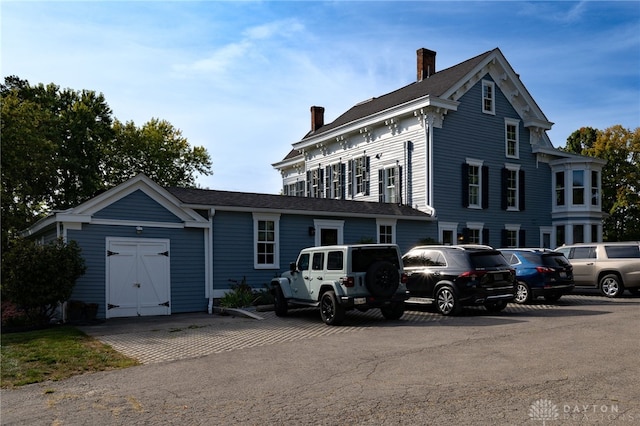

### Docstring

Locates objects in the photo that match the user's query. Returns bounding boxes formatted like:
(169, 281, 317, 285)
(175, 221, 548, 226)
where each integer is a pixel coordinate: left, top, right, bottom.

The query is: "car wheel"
(600, 274, 624, 298)
(485, 300, 508, 313)
(544, 293, 562, 302)
(514, 282, 531, 304)
(273, 285, 288, 317)
(435, 287, 461, 316)
(380, 302, 405, 320)
(365, 261, 400, 298)
(320, 291, 344, 325)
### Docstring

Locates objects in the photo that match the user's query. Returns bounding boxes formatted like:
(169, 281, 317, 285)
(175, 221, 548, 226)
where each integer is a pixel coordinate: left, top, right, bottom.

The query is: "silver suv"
(555, 242, 640, 297)
(270, 244, 409, 325)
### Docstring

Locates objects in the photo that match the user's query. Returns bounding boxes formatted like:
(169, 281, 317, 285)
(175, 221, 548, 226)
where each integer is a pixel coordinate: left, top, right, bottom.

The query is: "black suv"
(402, 245, 516, 315)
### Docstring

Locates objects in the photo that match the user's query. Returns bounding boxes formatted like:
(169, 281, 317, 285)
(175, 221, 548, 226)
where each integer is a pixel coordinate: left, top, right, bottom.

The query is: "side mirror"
(289, 262, 296, 272)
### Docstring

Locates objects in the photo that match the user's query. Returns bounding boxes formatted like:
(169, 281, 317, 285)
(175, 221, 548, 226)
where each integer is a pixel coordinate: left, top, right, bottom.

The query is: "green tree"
(105, 118, 212, 188)
(1, 238, 86, 325)
(562, 127, 598, 155)
(586, 126, 640, 241)
(1, 76, 213, 251)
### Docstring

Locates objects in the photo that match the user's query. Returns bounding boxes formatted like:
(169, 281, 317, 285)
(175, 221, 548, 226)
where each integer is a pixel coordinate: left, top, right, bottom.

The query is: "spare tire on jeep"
(365, 261, 399, 298)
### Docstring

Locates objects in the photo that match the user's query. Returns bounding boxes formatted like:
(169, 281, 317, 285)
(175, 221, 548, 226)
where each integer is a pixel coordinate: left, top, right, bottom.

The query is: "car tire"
(320, 291, 344, 326)
(273, 285, 288, 317)
(365, 261, 400, 298)
(514, 282, 531, 304)
(544, 293, 562, 302)
(600, 274, 624, 298)
(380, 302, 405, 320)
(435, 286, 461, 316)
(485, 300, 508, 313)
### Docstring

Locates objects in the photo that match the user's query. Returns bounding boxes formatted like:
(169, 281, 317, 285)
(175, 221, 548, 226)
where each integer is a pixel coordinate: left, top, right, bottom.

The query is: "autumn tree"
(562, 125, 640, 241)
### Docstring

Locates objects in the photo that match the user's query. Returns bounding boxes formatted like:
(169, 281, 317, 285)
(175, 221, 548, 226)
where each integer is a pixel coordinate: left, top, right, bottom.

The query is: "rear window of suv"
(541, 253, 571, 267)
(604, 245, 640, 259)
(352, 248, 400, 272)
(469, 251, 510, 269)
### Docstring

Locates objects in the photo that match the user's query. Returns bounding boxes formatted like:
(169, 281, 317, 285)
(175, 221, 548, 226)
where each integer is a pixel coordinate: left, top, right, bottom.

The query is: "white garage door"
(106, 238, 171, 318)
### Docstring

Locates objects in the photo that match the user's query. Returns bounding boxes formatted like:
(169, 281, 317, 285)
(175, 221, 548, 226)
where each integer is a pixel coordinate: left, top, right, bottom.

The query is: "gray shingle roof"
(166, 187, 432, 219)
(304, 49, 495, 139)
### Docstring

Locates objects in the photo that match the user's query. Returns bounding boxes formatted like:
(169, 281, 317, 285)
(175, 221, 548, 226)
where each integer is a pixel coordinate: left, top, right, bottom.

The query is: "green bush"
(219, 278, 274, 308)
(1, 237, 86, 326)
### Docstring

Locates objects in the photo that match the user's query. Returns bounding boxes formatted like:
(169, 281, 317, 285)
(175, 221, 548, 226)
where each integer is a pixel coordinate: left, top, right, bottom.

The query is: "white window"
(376, 219, 396, 244)
(572, 170, 585, 205)
(482, 80, 495, 115)
(591, 170, 599, 206)
(253, 213, 280, 269)
(379, 166, 401, 203)
(330, 163, 342, 199)
(504, 163, 520, 211)
(354, 156, 367, 195)
(505, 118, 520, 158)
(438, 222, 458, 246)
(504, 224, 520, 248)
(466, 159, 484, 209)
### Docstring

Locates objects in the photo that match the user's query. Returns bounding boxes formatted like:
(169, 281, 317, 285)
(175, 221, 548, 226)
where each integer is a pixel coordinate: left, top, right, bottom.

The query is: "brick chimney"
(417, 48, 437, 81)
(311, 106, 325, 132)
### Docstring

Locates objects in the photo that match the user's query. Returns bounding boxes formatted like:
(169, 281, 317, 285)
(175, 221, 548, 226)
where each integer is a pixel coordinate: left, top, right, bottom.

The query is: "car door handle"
(585, 263, 594, 265)
(304, 276, 311, 280)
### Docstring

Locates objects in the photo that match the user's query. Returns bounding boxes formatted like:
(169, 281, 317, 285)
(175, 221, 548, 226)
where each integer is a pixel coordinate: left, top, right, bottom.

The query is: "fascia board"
(292, 96, 459, 150)
(180, 204, 434, 221)
(74, 174, 208, 224)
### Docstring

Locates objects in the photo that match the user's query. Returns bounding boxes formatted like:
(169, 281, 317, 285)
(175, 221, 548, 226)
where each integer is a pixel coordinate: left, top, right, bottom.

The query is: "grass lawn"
(1, 326, 139, 388)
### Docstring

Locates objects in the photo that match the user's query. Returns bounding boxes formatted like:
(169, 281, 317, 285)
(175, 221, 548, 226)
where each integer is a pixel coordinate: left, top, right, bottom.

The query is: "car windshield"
(469, 251, 509, 269)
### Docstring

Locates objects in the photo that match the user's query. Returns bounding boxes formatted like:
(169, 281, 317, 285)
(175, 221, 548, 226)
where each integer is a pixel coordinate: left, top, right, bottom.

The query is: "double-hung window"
(555, 171, 565, 206)
(463, 159, 486, 209)
(325, 162, 345, 199)
(376, 219, 396, 244)
(307, 167, 324, 198)
(378, 166, 402, 203)
(572, 170, 585, 205)
(502, 164, 524, 211)
(348, 156, 370, 198)
(253, 213, 280, 269)
(591, 170, 599, 206)
(482, 80, 495, 115)
(505, 118, 520, 158)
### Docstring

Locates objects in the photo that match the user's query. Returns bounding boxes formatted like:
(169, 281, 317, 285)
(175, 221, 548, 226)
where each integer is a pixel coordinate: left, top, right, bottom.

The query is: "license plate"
(354, 297, 366, 305)
(493, 274, 503, 281)
(559, 272, 566, 278)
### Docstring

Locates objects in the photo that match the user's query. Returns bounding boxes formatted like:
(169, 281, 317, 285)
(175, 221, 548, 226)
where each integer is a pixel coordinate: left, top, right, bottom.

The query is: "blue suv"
(499, 249, 574, 304)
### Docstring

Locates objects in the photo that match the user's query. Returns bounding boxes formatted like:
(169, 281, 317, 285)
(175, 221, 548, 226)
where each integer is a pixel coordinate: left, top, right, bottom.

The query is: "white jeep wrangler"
(270, 244, 409, 325)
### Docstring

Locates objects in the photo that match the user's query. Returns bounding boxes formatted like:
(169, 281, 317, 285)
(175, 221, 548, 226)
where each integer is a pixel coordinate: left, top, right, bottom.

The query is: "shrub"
(1, 237, 86, 326)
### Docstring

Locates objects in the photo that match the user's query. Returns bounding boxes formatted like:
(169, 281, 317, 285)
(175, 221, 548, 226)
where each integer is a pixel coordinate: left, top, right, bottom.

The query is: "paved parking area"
(78, 293, 625, 364)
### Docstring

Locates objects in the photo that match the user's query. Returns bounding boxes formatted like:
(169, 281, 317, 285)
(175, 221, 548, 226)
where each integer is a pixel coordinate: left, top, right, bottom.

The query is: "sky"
(2, 1, 639, 194)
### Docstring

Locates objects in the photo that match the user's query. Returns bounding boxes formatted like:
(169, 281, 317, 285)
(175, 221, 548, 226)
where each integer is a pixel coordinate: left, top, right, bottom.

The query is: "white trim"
(504, 117, 520, 159)
(376, 219, 397, 244)
(482, 80, 495, 115)
(504, 163, 521, 211)
(252, 213, 281, 269)
(438, 222, 458, 245)
(313, 219, 344, 246)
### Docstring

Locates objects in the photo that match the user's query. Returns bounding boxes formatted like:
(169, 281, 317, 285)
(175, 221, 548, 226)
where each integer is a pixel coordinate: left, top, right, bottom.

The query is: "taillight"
(401, 273, 408, 284)
(536, 266, 554, 274)
(458, 270, 487, 279)
(340, 276, 355, 287)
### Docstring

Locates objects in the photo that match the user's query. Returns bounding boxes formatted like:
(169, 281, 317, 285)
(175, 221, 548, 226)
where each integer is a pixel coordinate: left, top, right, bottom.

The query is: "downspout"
(207, 208, 216, 314)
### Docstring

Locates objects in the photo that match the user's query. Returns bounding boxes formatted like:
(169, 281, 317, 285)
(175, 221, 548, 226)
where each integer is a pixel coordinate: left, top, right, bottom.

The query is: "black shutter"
(519, 170, 526, 211)
(318, 168, 325, 198)
(364, 156, 371, 196)
(378, 169, 385, 202)
(306, 170, 311, 197)
(501, 229, 508, 248)
(462, 163, 469, 207)
(340, 162, 346, 200)
(501, 168, 508, 210)
(347, 160, 353, 198)
(462, 228, 470, 244)
(519, 229, 526, 248)
(397, 165, 403, 205)
(325, 165, 331, 198)
(482, 165, 489, 209)
(482, 228, 490, 246)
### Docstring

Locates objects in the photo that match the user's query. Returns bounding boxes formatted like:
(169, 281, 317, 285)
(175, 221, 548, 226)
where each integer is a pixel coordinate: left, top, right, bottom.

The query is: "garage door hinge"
(108, 303, 120, 309)
(159, 301, 170, 307)
(158, 251, 169, 257)
(107, 250, 119, 256)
